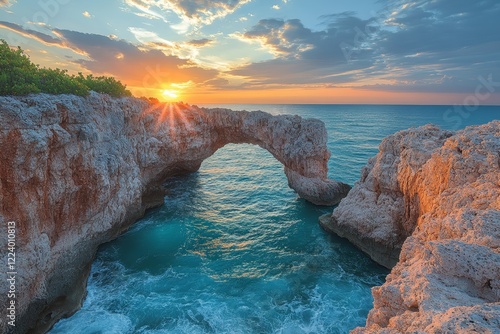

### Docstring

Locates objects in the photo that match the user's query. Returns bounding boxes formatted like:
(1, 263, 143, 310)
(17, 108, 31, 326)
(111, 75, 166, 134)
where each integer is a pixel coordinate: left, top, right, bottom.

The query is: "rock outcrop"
(321, 121, 500, 333)
(0, 93, 349, 334)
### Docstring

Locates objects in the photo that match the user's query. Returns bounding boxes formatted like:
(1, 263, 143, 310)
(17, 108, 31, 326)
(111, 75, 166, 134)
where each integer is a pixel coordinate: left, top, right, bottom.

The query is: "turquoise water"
(50, 105, 499, 334)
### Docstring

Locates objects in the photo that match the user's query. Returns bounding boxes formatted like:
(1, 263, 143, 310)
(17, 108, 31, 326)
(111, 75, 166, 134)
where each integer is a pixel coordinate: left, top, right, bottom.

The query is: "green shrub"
(0, 39, 132, 97)
(38, 68, 89, 96)
(75, 73, 132, 97)
(0, 40, 40, 95)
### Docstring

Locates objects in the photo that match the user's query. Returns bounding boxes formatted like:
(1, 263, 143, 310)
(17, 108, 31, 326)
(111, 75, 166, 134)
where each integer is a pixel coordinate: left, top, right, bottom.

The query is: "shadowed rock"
(0, 93, 349, 334)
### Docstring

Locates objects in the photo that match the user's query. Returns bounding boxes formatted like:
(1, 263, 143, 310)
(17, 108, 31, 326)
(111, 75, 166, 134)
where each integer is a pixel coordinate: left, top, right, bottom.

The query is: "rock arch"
(143, 104, 351, 206)
(0, 94, 351, 333)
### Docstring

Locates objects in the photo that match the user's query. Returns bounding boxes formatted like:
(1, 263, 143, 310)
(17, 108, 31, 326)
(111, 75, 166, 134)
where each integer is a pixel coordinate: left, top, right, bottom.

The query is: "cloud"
(229, 1, 500, 93)
(82, 11, 92, 18)
(123, 0, 251, 30)
(373, 0, 500, 92)
(204, 77, 230, 87)
(168, 0, 251, 22)
(0, 21, 218, 89)
(58, 30, 218, 86)
(272, 5, 280, 10)
(0, 21, 62, 45)
(230, 14, 376, 86)
(237, 13, 380, 62)
(122, 0, 170, 23)
(0, 0, 16, 7)
(380, 0, 499, 56)
(187, 38, 213, 47)
(128, 27, 214, 61)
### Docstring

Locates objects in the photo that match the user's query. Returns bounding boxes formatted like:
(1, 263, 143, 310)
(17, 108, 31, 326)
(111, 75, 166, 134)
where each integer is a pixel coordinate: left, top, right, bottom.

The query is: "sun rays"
(143, 100, 201, 141)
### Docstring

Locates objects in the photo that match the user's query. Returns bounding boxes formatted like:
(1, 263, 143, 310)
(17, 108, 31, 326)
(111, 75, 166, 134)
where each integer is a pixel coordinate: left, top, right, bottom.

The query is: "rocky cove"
(0, 93, 499, 333)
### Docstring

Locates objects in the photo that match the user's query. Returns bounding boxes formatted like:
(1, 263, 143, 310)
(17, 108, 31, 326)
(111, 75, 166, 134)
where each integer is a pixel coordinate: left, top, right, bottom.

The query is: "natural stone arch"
(143, 104, 351, 206)
(0, 94, 351, 333)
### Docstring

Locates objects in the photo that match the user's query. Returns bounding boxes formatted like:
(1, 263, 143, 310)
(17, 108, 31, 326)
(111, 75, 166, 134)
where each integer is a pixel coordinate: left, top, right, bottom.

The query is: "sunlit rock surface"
(321, 121, 500, 333)
(0, 93, 349, 333)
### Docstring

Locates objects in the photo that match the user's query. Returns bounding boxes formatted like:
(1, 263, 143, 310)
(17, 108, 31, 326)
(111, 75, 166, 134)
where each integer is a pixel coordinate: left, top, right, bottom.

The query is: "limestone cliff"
(321, 121, 500, 333)
(0, 93, 350, 334)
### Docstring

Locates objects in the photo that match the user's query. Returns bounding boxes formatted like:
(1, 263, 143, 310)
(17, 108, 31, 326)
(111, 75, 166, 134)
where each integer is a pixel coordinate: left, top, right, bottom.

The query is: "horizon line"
(191, 102, 500, 107)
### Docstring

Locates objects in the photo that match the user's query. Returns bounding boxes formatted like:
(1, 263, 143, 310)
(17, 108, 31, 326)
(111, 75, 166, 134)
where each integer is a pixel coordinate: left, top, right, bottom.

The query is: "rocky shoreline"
(0, 93, 349, 333)
(321, 122, 500, 333)
(1, 93, 498, 333)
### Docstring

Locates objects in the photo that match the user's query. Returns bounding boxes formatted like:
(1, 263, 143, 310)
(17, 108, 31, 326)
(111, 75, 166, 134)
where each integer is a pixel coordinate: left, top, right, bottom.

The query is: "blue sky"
(1, 0, 499, 104)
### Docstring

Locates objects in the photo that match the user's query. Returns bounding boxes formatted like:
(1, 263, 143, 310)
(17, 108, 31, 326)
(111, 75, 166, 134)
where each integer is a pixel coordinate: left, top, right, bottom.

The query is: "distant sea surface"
(51, 105, 500, 334)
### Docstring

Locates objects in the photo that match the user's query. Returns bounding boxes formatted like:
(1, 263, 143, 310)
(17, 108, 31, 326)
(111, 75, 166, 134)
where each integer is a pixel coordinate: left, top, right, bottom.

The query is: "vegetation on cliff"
(0, 39, 132, 97)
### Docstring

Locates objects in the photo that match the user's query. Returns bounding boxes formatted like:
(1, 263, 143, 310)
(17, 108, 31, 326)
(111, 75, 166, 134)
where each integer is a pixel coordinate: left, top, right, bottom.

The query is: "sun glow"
(162, 89, 179, 100)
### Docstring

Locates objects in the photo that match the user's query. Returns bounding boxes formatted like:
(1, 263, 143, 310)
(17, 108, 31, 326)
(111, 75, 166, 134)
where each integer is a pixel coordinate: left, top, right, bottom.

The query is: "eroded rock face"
(321, 121, 500, 333)
(0, 93, 349, 334)
(320, 125, 454, 268)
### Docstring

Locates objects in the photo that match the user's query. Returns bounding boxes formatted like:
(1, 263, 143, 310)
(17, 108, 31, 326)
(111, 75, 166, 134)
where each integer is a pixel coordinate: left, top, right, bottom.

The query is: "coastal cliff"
(321, 121, 500, 333)
(0, 93, 350, 334)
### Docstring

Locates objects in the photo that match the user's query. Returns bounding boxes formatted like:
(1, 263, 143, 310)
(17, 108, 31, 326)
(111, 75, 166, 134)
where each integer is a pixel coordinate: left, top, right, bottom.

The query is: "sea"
(50, 104, 500, 334)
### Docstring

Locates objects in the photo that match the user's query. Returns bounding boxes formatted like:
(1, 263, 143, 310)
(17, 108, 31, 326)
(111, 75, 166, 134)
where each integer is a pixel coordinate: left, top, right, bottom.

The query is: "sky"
(0, 0, 499, 104)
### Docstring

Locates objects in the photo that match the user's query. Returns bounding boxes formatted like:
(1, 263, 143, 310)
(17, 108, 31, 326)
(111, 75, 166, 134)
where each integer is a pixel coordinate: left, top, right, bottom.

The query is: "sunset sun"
(162, 89, 179, 100)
